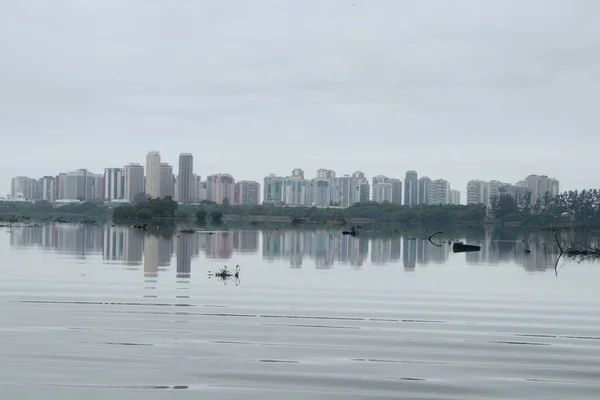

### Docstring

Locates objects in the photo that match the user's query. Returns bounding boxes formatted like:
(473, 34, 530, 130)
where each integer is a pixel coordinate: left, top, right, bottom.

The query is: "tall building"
(524, 175, 560, 204)
(234, 180, 261, 205)
(10, 176, 38, 199)
(429, 179, 450, 205)
(55, 173, 67, 200)
(123, 163, 145, 202)
(177, 153, 194, 204)
(372, 182, 393, 203)
(339, 171, 369, 207)
(316, 169, 339, 205)
(41, 176, 55, 202)
(450, 189, 461, 205)
(159, 163, 174, 198)
(263, 174, 285, 204)
(192, 174, 202, 203)
(466, 180, 488, 205)
(145, 151, 161, 198)
(417, 176, 431, 205)
(404, 171, 418, 206)
(309, 178, 330, 206)
(372, 175, 401, 204)
(283, 172, 310, 206)
(198, 180, 208, 202)
(104, 168, 124, 201)
(206, 173, 235, 204)
(389, 178, 402, 206)
(86, 173, 103, 201)
(65, 169, 88, 200)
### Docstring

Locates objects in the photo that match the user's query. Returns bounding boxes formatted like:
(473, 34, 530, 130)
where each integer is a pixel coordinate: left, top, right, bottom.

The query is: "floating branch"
(427, 231, 443, 247)
(208, 265, 241, 285)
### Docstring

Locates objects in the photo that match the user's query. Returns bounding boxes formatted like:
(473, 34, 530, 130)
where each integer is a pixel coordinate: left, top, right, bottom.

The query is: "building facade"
(234, 180, 261, 205)
(145, 151, 161, 198)
(123, 163, 145, 202)
(263, 174, 285, 204)
(206, 173, 235, 204)
(177, 153, 194, 204)
(404, 170, 418, 206)
(159, 163, 174, 199)
(104, 168, 124, 201)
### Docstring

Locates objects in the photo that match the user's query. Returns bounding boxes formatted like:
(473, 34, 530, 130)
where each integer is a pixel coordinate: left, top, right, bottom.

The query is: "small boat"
(452, 242, 481, 253)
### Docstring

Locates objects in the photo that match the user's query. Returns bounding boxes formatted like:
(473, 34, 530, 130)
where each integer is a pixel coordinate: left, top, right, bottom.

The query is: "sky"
(1, 0, 599, 196)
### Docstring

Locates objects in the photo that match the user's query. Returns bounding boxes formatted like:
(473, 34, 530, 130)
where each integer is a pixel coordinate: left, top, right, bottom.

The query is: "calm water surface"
(2, 224, 600, 399)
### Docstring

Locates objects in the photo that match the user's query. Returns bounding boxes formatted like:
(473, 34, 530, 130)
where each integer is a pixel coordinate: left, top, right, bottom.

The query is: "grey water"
(2, 224, 600, 399)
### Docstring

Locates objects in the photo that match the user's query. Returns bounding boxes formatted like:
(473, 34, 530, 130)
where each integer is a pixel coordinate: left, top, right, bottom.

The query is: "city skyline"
(2, 2, 599, 198)
(7, 153, 562, 209)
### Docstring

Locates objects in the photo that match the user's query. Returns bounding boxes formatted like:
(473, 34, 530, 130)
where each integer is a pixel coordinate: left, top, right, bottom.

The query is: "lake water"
(2, 224, 600, 399)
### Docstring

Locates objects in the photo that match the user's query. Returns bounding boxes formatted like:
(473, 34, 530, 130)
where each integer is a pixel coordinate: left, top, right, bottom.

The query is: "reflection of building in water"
(103, 226, 125, 261)
(143, 235, 159, 278)
(262, 230, 284, 261)
(206, 232, 234, 259)
(233, 230, 259, 253)
(416, 238, 449, 265)
(158, 236, 173, 267)
(403, 237, 417, 271)
(371, 236, 402, 266)
(123, 228, 143, 265)
(283, 230, 307, 268)
(10, 224, 103, 259)
(308, 230, 335, 269)
(338, 235, 368, 268)
(176, 234, 192, 278)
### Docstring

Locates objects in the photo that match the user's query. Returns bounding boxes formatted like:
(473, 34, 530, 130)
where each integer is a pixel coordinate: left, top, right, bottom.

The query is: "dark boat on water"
(452, 242, 481, 253)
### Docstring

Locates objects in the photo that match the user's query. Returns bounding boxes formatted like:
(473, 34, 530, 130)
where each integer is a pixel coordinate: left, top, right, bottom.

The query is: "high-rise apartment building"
(234, 180, 261, 205)
(159, 163, 174, 199)
(450, 189, 461, 205)
(372, 175, 401, 204)
(10, 176, 34, 199)
(429, 179, 451, 205)
(65, 169, 88, 200)
(404, 171, 418, 206)
(283, 170, 310, 206)
(145, 151, 161, 198)
(418, 176, 431, 205)
(389, 178, 402, 206)
(309, 178, 330, 206)
(177, 153, 194, 204)
(316, 169, 339, 205)
(373, 182, 393, 202)
(86, 173, 103, 201)
(524, 175, 560, 204)
(104, 168, 124, 201)
(466, 180, 488, 205)
(206, 173, 235, 204)
(123, 163, 145, 202)
(41, 176, 55, 202)
(263, 174, 285, 204)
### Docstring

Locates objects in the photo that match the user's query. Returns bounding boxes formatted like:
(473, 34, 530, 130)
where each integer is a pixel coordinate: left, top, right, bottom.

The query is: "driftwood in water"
(208, 265, 241, 285)
(452, 242, 481, 253)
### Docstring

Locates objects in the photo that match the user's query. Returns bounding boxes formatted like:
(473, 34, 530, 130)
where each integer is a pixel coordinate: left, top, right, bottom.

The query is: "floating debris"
(452, 242, 481, 253)
(208, 265, 240, 285)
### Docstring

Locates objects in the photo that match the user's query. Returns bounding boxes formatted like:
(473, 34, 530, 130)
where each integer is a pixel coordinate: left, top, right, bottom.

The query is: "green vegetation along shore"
(2, 189, 600, 228)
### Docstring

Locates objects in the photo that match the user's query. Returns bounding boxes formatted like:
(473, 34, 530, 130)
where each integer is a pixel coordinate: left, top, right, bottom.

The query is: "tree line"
(491, 189, 600, 226)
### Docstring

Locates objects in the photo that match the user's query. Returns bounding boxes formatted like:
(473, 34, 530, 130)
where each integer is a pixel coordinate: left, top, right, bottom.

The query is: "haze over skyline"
(2, 0, 599, 196)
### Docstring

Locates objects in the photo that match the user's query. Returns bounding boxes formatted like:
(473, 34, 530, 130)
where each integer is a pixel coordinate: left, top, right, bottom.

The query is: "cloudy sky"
(1, 0, 598, 196)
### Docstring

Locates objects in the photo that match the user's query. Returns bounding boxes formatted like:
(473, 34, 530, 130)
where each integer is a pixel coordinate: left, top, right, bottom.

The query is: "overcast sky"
(1, 0, 598, 196)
